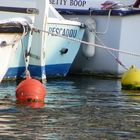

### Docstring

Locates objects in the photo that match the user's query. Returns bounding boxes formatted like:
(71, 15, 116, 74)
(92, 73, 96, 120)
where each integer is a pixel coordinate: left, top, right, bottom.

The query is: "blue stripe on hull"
(4, 67, 26, 79)
(28, 65, 45, 78)
(29, 63, 71, 78)
(4, 63, 71, 79)
(45, 63, 71, 77)
(57, 9, 140, 16)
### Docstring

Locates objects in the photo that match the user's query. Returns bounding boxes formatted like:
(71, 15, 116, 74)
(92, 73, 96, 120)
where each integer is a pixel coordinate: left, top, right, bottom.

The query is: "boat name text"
(49, 0, 86, 7)
(48, 27, 78, 38)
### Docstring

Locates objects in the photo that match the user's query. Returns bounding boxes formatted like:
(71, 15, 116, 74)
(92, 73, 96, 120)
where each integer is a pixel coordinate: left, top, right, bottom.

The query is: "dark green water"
(0, 76, 140, 140)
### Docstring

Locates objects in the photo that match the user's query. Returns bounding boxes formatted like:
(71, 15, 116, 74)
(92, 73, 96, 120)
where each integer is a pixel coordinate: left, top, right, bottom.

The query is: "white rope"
(0, 20, 29, 47)
(95, 33, 128, 70)
(32, 27, 140, 58)
(21, 37, 28, 72)
(95, 9, 112, 35)
(0, 19, 31, 77)
(20, 23, 31, 77)
(0, 34, 22, 47)
(0, 18, 31, 77)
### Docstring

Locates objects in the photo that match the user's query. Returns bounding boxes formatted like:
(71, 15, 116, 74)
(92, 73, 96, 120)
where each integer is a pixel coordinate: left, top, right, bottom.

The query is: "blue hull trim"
(57, 8, 140, 16)
(28, 65, 45, 78)
(28, 63, 71, 78)
(4, 67, 26, 79)
(45, 63, 71, 77)
(4, 63, 71, 80)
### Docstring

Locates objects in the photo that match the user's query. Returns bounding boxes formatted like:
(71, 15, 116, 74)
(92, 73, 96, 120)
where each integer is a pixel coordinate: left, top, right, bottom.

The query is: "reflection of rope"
(88, 8, 130, 70)
(95, 34, 128, 70)
(32, 27, 140, 58)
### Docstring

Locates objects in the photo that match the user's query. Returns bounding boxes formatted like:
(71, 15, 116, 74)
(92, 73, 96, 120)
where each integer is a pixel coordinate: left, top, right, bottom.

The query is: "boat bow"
(0, 18, 31, 82)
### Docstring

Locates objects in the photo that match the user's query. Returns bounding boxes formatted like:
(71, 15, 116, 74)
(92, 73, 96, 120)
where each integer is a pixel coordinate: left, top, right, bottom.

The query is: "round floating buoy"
(121, 65, 140, 90)
(16, 77, 46, 104)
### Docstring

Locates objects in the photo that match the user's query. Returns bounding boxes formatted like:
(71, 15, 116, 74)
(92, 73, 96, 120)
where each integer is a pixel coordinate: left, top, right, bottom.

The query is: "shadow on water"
(0, 76, 140, 139)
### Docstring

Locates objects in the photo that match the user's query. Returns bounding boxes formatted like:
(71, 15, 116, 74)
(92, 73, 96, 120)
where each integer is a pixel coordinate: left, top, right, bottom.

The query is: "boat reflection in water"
(122, 89, 140, 101)
(1, 76, 140, 139)
(16, 101, 45, 108)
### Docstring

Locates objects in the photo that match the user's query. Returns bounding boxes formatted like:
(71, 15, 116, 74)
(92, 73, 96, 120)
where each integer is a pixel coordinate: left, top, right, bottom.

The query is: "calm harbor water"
(0, 76, 140, 140)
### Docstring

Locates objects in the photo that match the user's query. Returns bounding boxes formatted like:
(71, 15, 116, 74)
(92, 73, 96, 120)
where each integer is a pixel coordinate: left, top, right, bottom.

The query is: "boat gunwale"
(0, 6, 38, 14)
(56, 8, 140, 16)
(48, 18, 84, 27)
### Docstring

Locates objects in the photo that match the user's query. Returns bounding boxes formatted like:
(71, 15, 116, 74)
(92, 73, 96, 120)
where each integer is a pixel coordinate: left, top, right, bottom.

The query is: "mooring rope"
(0, 19, 29, 47)
(88, 8, 129, 70)
(95, 34, 128, 70)
(0, 33, 23, 47)
(21, 22, 31, 77)
(32, 27, 140, 58)
(95, 9, 112, 35)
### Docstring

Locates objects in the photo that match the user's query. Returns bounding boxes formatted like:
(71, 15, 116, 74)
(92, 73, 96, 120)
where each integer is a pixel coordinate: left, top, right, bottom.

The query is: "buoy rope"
(32, 27, 140, 58)
(21, 23, 31, 78)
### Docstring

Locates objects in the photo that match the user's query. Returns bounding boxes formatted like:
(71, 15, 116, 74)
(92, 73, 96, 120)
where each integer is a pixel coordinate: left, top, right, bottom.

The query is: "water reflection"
(0, 76, 140, 139)
(122, 90, 140, 100)
(16, 101, 45, 108)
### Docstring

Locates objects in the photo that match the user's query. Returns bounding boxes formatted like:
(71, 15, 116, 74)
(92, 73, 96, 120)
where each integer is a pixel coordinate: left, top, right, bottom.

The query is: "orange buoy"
(16, 77, 46, 104)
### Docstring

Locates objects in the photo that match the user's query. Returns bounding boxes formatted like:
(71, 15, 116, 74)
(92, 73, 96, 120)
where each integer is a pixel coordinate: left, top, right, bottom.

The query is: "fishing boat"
(51, 0, 140, 77)
(0, 18, 30, 82)
(0, 0, 85, 80)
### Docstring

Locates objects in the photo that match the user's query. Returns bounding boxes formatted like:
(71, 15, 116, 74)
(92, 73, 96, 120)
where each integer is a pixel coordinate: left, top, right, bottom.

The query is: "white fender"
(82, 18, 96, 58)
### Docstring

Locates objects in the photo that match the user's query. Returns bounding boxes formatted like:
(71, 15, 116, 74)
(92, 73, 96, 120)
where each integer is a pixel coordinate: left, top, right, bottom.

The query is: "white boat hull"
(28, 22, 84, 78)
(69, 14, 140, 76)
(52, 0, 140, 77)
(51, 0, 135, 10)
(0, 34, 21, 82)
(0, 0, 85, 80)
(0, 18, 30, 82)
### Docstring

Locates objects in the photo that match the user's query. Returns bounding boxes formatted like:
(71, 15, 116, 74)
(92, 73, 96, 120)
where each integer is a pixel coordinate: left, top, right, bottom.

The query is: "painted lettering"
(49, 0, 55, 5)
(49, 0, 67, 5)
(48, 27, 77, 38)
(63, 0, 67, 5)
(49, 0, 86, 7)
(70, 0, 86, 7)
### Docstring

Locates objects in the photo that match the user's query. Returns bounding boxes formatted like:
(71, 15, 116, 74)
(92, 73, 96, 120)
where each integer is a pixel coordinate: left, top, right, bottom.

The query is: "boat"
(49, 0, 135, 10)
(0, 0, 85, 81)
(50, 0, 134, 11)
(51, 0, 140, 77)
(0, 18, 30, 82)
